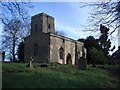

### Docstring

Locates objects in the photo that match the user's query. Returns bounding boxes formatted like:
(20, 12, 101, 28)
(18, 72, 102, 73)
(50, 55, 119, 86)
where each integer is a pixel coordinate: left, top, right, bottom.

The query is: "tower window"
(34, 43, 38, 56)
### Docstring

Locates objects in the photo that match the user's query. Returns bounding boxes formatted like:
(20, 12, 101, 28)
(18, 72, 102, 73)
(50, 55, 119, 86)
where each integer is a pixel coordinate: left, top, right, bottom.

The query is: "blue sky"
(28, 2, 93, 39)
(0, 2, 118, 54)
(28, 2, 119, 53)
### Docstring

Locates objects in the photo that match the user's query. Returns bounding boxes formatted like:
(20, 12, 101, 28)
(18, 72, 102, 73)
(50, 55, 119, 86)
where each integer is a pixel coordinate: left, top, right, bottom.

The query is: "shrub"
(89, 47, 107, 66)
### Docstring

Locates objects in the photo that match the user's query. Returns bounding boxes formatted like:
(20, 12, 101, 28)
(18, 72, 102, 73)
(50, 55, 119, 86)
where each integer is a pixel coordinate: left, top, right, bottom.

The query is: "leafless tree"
(80, 0, 120, 36)
(2, 19, 23, 62)
(0, 1, 33, 24)
(55, 30, 66, 37)
(0, 1, 32, 36)
(0, 1, 33, 61)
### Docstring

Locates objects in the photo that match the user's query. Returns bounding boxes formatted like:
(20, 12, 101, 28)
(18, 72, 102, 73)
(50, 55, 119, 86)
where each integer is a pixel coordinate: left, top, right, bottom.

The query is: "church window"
(34, 43, 38, 56)
(48, 24, 51, 29)
(59, 47, 64, 59)
(62, 39, 65, 43)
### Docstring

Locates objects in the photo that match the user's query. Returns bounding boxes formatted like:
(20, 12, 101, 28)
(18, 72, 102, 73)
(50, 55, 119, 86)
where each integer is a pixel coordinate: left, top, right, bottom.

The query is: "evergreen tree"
(99, 24, 112, 56)
(78, 36, 100, 64)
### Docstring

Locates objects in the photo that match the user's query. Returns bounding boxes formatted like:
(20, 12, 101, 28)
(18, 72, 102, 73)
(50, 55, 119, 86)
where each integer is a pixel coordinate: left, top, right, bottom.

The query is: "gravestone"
(26, 57, 33, 68)
(78, 57, 87, 70)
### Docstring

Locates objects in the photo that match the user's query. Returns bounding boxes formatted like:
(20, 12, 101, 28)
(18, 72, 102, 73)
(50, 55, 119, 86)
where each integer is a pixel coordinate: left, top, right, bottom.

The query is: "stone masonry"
(24, 13, 87, 69)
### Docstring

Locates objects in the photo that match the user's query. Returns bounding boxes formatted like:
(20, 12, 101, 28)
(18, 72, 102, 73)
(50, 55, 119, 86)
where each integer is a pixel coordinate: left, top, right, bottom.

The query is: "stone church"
(24, 13, 86, 67)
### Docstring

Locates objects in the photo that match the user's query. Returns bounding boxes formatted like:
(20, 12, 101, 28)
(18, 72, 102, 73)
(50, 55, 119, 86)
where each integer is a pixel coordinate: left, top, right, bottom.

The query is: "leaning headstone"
(29, 61, 33, 68)
(26, 57, 33, 68)
(30, 57, 34, 62)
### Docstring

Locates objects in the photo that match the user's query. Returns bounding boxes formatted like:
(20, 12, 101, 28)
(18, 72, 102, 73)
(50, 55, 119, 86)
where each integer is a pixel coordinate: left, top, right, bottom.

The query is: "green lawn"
(2, 63, 119, 88)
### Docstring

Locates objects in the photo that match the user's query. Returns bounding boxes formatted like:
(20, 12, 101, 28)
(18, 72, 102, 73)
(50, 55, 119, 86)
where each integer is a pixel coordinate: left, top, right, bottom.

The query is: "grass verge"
(2, 63, 119, 88)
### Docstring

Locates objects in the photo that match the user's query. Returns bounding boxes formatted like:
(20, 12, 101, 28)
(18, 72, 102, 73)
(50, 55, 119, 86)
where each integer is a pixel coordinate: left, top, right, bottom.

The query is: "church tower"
(31, 13, 55, 34)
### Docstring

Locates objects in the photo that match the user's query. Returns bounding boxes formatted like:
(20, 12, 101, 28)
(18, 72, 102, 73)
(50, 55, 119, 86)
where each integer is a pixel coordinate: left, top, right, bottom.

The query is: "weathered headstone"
(29, 61, 33, 68)
(26, 57, 33, 68)
(78, 57, 87, 70)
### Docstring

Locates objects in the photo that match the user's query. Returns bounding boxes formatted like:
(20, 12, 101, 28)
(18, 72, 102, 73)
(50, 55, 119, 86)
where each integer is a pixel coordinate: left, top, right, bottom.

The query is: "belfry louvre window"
(34, 43, 38, 56)
(59, 47, 64, 59)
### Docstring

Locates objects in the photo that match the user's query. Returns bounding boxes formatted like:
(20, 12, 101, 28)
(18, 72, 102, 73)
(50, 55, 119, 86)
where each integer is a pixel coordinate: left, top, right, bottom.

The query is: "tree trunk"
(12, 36, 16, 62)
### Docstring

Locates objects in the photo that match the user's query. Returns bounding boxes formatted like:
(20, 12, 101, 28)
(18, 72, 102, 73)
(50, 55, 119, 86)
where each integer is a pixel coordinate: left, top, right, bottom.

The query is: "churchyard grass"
(2, 63, 119, 88)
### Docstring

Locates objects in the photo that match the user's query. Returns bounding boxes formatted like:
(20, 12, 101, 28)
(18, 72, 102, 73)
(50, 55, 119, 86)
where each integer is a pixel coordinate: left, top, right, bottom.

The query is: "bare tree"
(0, 1, 33, 61)
(0, 1, 32, 36)
(0, 1, 33, 23)
(55, 30, 66, 37)
(2, 19, 22, 62)
(80, 0, 120, 35)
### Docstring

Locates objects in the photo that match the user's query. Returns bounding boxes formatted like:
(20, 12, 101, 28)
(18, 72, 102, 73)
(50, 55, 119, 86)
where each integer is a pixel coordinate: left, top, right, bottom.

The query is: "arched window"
(47, 24, 51, 33)
(48, 24, 51, 29)
(59, 47, 64, 59)
(34, 43, 38, 56)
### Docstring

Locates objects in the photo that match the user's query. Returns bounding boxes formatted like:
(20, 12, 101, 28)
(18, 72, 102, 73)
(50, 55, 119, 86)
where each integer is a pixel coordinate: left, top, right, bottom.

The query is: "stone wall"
(24, 12, 87, 70)
(50, 34, 76, 65)
(31, 14, 43, 34)
(42, 13, 55, 33)
(31, 13, 54, 34)
(50, 35, 63, 64)
(64, 40, 75, 64)
(24, 32, 50, 63)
